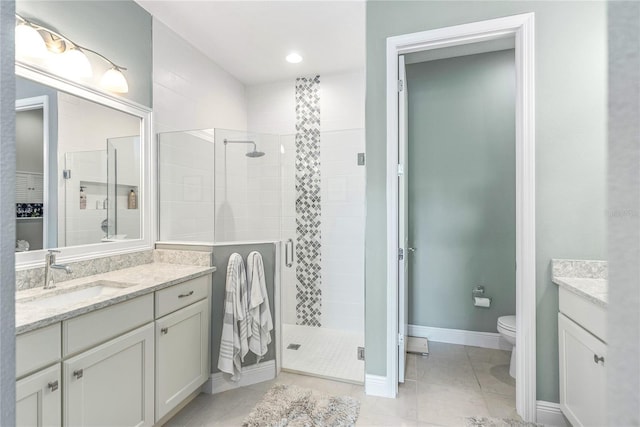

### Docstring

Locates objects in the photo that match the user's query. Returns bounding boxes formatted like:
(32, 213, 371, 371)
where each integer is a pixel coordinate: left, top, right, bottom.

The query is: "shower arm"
(223, 139, 257, 151)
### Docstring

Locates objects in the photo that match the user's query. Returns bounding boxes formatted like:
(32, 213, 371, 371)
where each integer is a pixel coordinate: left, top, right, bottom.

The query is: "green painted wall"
(365, 1, 606, 403)
(406, 50, 516, 332)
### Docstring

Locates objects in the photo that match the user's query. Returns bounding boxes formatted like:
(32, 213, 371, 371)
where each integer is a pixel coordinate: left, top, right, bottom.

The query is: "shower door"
(280, 128, 366, 383)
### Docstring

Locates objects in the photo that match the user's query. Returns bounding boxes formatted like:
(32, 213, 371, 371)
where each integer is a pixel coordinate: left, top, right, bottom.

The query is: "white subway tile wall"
(159, 131, 215, 242)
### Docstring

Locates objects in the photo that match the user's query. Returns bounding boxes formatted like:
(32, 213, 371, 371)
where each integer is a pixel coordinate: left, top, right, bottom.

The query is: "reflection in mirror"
(16, 99, 46, 251)
(16, 76, 142, 251)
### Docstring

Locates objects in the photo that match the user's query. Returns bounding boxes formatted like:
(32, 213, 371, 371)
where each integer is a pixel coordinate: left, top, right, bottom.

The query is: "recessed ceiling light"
(286, 53, 302, 64)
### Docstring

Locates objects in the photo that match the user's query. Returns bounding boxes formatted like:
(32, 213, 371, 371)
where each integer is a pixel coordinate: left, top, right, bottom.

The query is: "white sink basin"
(19, 281, 130, 309)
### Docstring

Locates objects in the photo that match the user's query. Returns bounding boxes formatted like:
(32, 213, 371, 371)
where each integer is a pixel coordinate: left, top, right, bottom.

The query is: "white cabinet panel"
(559, 313, 607, 427)
(64, 323, 154, 427)
(16, 364, 61, 427)
(559, 287, 607, 342)
(155, 275, 209, 318)
(16, 324, 61, 379)
(155, 298, 209, 421)
(63, 294, 153, 357)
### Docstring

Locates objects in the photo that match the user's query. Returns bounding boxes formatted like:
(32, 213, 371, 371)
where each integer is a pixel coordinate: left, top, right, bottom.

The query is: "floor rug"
(465, 416, 543, 427)
(243, 384, 360, 426)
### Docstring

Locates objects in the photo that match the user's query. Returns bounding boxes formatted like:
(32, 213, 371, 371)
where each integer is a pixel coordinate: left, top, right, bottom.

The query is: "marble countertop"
(552, 276, 608, 308)
(16, 263, 216, 334)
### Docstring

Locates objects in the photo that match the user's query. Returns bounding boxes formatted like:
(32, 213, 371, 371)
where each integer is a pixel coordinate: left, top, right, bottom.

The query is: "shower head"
(246, 150, 265, 158)
(223, 138, 266, 158)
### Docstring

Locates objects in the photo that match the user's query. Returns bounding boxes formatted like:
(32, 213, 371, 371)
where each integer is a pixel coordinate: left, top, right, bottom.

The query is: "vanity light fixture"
(286, 52, 303, 64)
(15, 14, 129, 93)
(15, 22, 47, 58)
(53, 47, 93, 79)
(100, 67, 129, 94)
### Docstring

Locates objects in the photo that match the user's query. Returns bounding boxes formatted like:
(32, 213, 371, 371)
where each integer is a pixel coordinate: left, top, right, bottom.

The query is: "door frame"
(383, 13, 536, 421)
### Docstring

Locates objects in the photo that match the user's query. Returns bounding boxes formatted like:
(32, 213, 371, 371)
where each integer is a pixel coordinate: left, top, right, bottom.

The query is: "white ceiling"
(136, 0, 366, 86)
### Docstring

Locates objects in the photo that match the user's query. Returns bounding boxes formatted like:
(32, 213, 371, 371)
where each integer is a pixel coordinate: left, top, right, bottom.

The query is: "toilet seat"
(498, 315, 516, 333)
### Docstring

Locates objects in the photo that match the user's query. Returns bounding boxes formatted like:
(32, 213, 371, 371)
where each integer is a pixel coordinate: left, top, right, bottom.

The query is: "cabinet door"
(156, 298, 209, 421)
(64, 323, 154, 427)
(559, 313, 607, 427)
(16, 364, 61, 427)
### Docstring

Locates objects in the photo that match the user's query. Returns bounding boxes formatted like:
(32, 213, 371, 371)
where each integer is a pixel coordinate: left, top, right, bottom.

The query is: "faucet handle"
(46, 249, 60, 264)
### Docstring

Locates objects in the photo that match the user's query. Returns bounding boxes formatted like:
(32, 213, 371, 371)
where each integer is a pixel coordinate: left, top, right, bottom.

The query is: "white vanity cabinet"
(558, 288, 607, 427)
(16, 364, 61, 427)
(63, 323, 154, 426)
(16, 272, 213, 426)
(16, 323, 62, 427)
(155, 276, 211, 421)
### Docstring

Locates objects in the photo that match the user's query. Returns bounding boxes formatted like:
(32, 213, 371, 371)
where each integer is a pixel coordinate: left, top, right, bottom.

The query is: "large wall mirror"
(15, 65, 152, 268)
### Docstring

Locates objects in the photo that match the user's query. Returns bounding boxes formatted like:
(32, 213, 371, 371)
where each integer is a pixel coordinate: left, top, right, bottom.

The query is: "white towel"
(247, 251, 273, 361)
(217, 253, 251, 380)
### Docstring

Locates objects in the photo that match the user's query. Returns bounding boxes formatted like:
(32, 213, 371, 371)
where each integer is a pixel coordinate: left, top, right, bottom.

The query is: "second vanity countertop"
(16, 262, 216, 334)
(552, 276, 608, 308)
(551, 258, 608, 308)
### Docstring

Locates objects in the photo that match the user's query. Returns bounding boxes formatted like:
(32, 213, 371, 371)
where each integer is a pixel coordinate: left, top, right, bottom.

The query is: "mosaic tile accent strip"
(295, 75, 322, 327)
(551, 259, 608, 279)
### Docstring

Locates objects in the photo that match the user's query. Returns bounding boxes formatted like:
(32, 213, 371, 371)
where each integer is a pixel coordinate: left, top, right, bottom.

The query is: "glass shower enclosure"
(158, 127, 365, 384)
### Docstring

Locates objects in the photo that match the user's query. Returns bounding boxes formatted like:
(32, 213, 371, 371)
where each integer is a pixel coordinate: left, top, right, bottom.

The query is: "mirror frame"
(15, 62, 154, 269)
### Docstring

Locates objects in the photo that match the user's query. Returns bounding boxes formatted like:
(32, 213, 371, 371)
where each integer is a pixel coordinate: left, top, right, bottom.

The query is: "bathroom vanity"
(552, 259, 607, 427)
(15, 261, 215, 427)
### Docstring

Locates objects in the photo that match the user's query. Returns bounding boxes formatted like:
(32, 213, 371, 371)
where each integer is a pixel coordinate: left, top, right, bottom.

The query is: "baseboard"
(536, 401, 569, 427)
(408, 324, 512, 351)
(365, 374, 395, 398)
(204, 360, 276, 394)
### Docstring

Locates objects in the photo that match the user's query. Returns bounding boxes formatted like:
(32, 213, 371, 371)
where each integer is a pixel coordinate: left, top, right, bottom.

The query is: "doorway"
(385, 13, 536, 421)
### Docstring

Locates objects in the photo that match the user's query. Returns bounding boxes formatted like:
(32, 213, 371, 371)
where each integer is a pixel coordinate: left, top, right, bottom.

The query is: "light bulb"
(100, 68, 129, 93)
(15, 23, 47, 58)
(51, 47, 92, 79)
(286, 53, 303, 64)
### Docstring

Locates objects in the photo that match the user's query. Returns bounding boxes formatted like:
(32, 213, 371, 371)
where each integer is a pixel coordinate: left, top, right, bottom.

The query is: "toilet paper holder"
(472, 286, 485, 299)
(472, 286, 492, 308)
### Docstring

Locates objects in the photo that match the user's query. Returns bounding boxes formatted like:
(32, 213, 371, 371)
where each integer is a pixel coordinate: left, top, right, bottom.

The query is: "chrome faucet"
(44, 250, 72, 289)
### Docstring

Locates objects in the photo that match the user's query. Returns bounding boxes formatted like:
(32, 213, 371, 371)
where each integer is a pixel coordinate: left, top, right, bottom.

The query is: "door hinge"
(397, 164, 404, 176)
(63, 169, 71, 179)
(398, 79, 404, 92)
(398, 333, 405, 345)
(398, 248, 404, 261)
(357, 347, 365, 361)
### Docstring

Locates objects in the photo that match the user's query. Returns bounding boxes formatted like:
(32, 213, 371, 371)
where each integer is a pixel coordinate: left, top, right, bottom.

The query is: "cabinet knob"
(47, 380, 58, 392)
(593, 354, 605, 365)
(73, 369, 83, 379)
(178, 290, 194, 299)
(161, 327, 169, 335)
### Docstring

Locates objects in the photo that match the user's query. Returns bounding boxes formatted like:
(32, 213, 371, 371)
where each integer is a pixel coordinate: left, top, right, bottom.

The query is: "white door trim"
(381, 13, 536, 422)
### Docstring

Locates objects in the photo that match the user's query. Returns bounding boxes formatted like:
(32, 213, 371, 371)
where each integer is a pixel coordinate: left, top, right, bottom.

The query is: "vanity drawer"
(16, 323, 61, 378)
(63, 294, 153, 356)
(559, 287, 607, 342)
(155, 275, 210, 318)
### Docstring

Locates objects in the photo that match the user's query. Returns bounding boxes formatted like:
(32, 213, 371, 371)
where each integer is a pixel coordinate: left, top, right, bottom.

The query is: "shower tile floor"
(282, 323, 365, 384)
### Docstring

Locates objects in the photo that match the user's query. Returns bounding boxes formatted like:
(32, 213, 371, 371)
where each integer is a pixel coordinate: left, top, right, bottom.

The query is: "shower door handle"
(285, 238, 294, 267)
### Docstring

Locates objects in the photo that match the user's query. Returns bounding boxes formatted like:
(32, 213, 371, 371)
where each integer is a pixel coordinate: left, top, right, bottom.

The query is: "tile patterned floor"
(165, 342, 518, 426)
(282, 323, 365, 383)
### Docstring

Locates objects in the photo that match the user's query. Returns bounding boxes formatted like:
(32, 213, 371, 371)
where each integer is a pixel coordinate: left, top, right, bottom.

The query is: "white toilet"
(497, 315, 516, 378)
